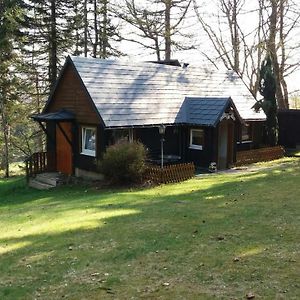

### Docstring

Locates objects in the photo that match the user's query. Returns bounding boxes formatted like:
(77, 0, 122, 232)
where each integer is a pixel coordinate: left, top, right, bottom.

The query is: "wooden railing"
(236, 146, 285, 166)
(144, 163, 195, 184)
(25, 152, 55, 181)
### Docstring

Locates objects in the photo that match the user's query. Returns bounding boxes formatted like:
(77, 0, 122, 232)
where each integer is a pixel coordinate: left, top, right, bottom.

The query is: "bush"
(100, 141, 147, 184)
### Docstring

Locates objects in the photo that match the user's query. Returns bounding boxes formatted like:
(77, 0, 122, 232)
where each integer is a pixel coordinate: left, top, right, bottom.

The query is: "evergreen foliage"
(258, 55, 279, 146)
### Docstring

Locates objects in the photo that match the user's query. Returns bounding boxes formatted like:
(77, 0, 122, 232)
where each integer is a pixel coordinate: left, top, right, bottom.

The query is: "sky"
(117, 0, 300, 97)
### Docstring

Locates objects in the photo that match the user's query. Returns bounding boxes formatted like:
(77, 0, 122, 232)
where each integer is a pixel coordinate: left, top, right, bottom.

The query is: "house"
(31, 56, 266, 179)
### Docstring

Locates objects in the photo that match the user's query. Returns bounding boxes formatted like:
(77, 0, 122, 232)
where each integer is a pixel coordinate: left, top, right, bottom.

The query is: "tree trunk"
(0, 104, 9, 178)
(278, 0, 289, 108)
(164, 0, 171, 60)
(100, 0, 108, 58)
(49, 0, 57, 89)
(49, 0, 58, 90)
(232, 0, 239, 72)
(155, 38, 161, 61)
(93, 0, 98, 58)
(268, 0, 288, 109)
(84, 0, 88, 57)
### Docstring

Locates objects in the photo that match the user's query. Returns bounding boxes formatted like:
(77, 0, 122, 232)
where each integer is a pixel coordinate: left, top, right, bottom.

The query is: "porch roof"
(181, 97, 242, 127)
(31, 109, 75, 122)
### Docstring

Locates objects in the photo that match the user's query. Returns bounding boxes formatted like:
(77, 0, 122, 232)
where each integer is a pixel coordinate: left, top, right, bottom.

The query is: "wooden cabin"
(30, 56, 266, 180)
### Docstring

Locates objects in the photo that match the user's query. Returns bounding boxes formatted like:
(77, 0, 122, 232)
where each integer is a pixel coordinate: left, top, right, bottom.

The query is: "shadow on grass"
(0, 164, 299, 299)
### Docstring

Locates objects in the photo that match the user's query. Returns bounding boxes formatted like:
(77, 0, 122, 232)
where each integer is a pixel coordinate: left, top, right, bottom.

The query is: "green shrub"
(100, 141, 147, 184)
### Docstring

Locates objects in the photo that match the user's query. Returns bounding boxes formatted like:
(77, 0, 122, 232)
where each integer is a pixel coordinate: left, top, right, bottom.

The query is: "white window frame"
(81, 126, 96, 157)
(189, 129, 204, 150)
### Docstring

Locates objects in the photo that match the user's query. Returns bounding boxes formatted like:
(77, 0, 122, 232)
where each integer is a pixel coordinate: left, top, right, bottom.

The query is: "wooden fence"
(144, 163, 195, 184)
(236, 146, 285, 166)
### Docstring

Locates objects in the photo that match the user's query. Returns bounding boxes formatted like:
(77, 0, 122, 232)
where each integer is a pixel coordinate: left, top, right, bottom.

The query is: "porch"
(25, 151, 65, 189)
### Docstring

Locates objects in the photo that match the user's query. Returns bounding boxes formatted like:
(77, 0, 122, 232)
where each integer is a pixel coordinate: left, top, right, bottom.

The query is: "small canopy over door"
(31, 109, 75, 175)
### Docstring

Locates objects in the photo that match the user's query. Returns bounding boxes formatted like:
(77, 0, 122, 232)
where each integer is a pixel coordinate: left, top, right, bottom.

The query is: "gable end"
(44, 57, 104, 126)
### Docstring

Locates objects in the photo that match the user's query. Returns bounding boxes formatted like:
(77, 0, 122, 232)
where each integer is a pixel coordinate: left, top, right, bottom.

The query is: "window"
(190, 129, 204, 150)
(241, 123, 252, 142)
(81, 127, 96, 156)
(110, 128, 134, 145)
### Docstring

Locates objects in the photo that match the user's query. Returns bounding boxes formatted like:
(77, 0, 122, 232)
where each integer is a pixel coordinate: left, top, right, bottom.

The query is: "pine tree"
(0, 0, 26, 177)
(259, 55, 278, 146)
(68, 0, 122, 58)
(25, 0, 74, 90)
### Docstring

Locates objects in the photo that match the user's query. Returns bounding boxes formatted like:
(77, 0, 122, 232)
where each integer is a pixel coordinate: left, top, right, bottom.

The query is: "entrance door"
(218, 120, 235, 169)
(56, 122, 73, 175)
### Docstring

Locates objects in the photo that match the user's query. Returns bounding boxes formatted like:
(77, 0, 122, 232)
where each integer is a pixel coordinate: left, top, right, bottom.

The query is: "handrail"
(25, 152, 55, 182)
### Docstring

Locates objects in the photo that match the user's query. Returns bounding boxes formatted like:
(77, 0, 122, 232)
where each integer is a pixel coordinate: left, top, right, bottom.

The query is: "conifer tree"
(0, 0, 26, 177)
(258, 55, 278, 146)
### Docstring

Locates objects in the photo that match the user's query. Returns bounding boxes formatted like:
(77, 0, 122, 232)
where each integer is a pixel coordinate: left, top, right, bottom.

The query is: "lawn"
(0, 159, 299, 299)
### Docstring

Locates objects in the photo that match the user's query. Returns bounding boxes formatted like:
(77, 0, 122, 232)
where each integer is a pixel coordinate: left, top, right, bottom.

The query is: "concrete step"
(29, 178, 55, 190)
(35, 172, 60, 186)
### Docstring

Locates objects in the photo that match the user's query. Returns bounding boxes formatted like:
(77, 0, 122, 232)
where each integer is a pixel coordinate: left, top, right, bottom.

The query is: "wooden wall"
(183, 126, 216, 168)
(236, 121, 265, 151)
(46, 63, 100, 124)
(45, 62, 104, 173)
(278, 109, 300, 148)
(135, 126, 181, 159)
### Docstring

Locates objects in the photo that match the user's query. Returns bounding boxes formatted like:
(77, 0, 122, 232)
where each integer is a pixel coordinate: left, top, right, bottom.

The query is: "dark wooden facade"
(44, 63, 104, 174)
(236, 121, 265, 151)
(278, 109, 300, 148)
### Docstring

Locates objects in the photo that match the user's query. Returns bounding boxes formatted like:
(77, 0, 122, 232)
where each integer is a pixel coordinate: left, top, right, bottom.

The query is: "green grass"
(0, 159, 300, 299)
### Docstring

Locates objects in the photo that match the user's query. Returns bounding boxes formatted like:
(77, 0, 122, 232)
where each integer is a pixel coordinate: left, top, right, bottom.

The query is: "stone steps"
(28, 172, 61, 190)
(28, 178, 55, 190)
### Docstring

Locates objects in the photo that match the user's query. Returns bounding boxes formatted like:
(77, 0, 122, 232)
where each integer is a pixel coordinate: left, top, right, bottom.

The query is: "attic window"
(81, 127, 96, 156)
(189, 129, 204, 150)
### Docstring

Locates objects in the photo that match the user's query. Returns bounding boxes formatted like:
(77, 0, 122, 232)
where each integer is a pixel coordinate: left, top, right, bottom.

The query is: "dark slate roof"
(32, 109, 75, 122)
(69, 56, 266, 127)
(184, 97, 239, 127)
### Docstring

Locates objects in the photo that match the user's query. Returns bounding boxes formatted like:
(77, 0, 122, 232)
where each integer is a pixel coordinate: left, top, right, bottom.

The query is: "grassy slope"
(0, 159, 299, 299)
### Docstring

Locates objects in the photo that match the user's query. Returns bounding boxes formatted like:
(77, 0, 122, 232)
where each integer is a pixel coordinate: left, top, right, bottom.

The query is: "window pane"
(84, 129, 96, 151)
(242, 124, 252, 141)
(192, 130, 204, 145)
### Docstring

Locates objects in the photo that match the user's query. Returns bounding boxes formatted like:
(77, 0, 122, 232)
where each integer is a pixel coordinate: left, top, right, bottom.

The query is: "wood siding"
(46, 63, 100, 124)
(74, 125, 108, 172)
(278, 110, 300, 148)
(135, 126, 181, 159)
(236, 121, 265, 151)
(45, 63, 106, 173)
(184, 126, 215, 168)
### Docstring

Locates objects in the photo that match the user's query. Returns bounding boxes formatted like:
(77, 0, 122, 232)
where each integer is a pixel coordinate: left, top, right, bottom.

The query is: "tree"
(0, 0, 25, 177)
(260, 0, 300, 109)
(257, 55, 278, 146)
(68, 0, 122, 58)
(25, 0, 74, 90)
(194, 0, 300, 107)
(193, 0, 265, 97)
(115, 0, 192, 61)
